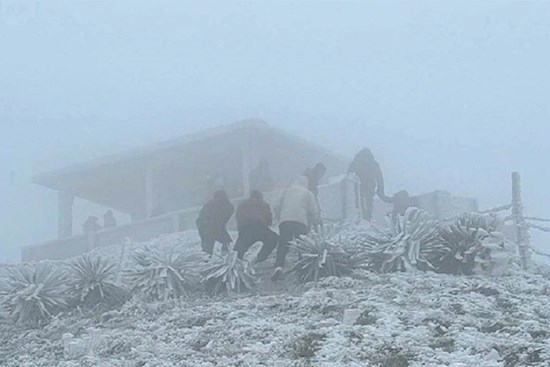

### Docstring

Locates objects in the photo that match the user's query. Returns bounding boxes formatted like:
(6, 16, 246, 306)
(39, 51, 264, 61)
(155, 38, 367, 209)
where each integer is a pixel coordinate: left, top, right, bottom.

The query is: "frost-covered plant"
(288, 332, 326, 361)
(68, 255, 127, 308)
(0, 270, 8, 321)
(289, 225, 364, 283)
(127, 247, 201, 301)
(357, 208, 446, 273)
(0, 262, 68, 326)
(200, 250, 257, 294)
(438, 213, 505, 275)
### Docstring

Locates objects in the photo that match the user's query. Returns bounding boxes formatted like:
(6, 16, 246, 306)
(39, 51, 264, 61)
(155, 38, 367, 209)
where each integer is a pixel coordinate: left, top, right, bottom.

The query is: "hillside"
(1, 231, 550, 367)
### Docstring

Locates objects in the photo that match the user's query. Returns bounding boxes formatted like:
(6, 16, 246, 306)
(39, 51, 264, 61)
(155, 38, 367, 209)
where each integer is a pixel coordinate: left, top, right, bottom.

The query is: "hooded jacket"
(278, 176, 320, 227)
(348, 148, 389, 201)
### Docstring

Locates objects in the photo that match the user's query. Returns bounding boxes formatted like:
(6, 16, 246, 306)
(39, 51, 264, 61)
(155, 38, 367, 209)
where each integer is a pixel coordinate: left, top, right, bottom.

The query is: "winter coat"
(236, 197, 273, 228)
(278, 176, 320, 227)
(196, 198, 235, 235)
(348, 149, 388, 201)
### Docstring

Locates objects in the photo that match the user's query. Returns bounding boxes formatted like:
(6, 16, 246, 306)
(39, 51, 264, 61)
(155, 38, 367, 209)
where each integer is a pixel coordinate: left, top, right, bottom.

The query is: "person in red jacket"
(234, 190, 279, 262)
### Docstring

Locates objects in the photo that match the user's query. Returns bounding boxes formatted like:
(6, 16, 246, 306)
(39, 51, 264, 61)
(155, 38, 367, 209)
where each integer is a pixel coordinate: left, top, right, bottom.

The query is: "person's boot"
(271, 267, 283, 281)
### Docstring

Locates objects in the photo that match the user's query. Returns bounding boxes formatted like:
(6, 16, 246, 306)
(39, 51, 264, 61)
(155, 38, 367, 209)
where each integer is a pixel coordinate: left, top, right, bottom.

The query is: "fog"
(1, 1, 549, 262)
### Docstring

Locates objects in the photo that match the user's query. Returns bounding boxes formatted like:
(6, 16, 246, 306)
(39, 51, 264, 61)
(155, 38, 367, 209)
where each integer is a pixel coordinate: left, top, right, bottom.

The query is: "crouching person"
(196, 190, 234, 256)
(272, 176, 320, 281)
(235, 190, 278, 262)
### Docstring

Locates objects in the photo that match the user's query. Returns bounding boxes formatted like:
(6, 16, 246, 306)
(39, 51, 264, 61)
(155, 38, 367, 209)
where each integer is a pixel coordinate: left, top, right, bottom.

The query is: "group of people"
(196, 164, 323, 281)
(82, 210, 117, 233)
(195, 148, 410, 281)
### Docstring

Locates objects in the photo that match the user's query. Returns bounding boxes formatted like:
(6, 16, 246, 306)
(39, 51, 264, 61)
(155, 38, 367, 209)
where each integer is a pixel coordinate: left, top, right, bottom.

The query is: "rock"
(342, 309, 362, 326)
(484, 348, 501, 361)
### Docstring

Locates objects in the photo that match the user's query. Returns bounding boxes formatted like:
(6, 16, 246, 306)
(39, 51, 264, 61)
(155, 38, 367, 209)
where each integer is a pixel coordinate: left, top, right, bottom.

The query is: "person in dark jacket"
(234, 190, 279, 261)
(304, 162, 326, 199)
(83, 216, 101, 233)
(348, 148, 391, 220)
(103, 210, 117, 228)
(196, 190, 235, 256)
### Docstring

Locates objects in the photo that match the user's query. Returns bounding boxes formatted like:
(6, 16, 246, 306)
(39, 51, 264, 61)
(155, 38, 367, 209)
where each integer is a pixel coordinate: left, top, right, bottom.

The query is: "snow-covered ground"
(1, 231, 549, 367)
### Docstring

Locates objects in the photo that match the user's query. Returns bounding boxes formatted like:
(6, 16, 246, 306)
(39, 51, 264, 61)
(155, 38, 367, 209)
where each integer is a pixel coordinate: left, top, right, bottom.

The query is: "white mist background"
(1, 1, 549, 261)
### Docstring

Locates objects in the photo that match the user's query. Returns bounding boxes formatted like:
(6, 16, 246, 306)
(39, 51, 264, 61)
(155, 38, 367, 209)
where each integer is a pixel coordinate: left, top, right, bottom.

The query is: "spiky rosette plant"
(127, 247, 202, 301)
(289, 225, 365, 283)
(0, 262, 68, 326)
(357, 208, 446, 273)
(438, 213, 505, 275)
(67, 255, 127, 309)
(200, 250, 257, 294)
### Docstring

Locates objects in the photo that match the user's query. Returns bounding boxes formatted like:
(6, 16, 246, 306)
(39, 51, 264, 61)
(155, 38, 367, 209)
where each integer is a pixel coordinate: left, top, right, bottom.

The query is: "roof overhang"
(33, 119, 349, 214)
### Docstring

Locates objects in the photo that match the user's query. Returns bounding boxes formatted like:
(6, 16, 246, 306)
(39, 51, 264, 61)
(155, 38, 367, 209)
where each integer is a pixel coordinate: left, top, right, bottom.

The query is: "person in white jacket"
(272, 176, 320, 281)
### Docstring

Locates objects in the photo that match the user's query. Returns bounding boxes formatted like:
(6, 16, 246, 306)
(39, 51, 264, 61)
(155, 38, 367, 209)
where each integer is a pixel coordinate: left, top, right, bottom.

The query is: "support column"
(241, 130, 254, 198)
(512, 172, 530, 270)
(145, 168, 156, 218)
(58, 191, 74, 239)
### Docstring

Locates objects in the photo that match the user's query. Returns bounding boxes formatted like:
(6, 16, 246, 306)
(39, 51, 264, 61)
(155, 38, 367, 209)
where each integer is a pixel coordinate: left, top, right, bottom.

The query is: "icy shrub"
(438, 213, 506, 275)
(499, 345, 545, 367)
(355, 307, 377, 325)
(368, 344, 414, 367)
(357, 208, 446, 272)
(429, 336, 455, 352)
(0, 262, 68, 326)
(289, 225, 366, 283)
(288, 332, 326, 361)
(126, 247, 201, 301)
(67, 255, 127, 309)
(200, 250, 257, 294)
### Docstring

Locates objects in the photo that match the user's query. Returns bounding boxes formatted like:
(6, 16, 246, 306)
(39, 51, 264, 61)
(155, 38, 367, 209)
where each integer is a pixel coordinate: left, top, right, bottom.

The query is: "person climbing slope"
(348, 148, 390, 220)
(234, 190, 279, 262)
(196, 190, 234, 256)
(272, 176, 320, 281)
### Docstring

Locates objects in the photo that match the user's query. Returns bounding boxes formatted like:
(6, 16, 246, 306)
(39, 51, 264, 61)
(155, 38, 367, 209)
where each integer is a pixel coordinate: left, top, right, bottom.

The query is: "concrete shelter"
(24, 119, 351, 261)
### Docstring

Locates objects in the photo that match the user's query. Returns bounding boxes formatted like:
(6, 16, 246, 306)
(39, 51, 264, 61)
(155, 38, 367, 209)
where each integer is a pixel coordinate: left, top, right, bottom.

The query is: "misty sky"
(1, 1, 549, 262)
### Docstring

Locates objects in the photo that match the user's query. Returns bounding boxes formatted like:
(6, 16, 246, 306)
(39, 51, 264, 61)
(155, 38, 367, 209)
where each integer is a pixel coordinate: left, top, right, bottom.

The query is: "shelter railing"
(21, 176, 362, 262)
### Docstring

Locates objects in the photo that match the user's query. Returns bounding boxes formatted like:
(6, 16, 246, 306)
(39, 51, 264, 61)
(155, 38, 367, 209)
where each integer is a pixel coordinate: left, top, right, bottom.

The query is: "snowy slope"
(1, 231, 549, 367)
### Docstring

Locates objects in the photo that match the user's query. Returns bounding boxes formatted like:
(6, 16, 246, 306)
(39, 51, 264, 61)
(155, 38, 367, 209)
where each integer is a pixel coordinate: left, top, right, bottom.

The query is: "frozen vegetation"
(1, 212, 550, 367)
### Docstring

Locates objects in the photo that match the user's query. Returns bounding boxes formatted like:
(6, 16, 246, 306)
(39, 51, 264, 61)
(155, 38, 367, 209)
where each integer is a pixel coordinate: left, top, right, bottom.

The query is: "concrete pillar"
(145, 168, 156, 218)
(241, 130, 254, 198)
(58, 191, 74, 239)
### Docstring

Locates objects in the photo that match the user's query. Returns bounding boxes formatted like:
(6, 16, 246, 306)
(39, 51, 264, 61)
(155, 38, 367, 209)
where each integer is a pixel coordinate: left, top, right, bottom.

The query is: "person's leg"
(275, 222, 293, 269)
(235, 226, 257, 259)
(273, 222, 308, 280)
(199, 227, 216, 256)
(364, 194, 374, 221)
(360, 185, 375, 221)
(217, 228, 233, 255)
(295, 222, 309, 237)
(275, 221, 309, 268)
(255, 227, 279, 263)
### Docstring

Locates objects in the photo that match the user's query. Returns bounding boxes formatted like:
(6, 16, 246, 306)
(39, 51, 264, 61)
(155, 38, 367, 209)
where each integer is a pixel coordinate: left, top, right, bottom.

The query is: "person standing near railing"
(83, 216, 101, 233)
(103, 210, 117, 228)
(196, 190, 234, 256)
(348, 148, 391, 221)
(304, 163, 326, 199)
